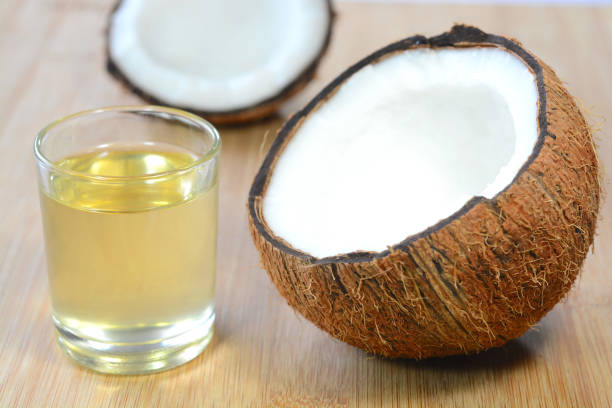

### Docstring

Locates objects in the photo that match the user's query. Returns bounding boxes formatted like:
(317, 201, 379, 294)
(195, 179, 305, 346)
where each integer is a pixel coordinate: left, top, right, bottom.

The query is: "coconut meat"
(263, 48, 539, 258)
(108, 0, 330, 111)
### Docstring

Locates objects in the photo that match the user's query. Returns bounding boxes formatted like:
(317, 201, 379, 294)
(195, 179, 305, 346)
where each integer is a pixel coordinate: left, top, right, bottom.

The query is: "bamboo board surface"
(1, 1, 611, 406)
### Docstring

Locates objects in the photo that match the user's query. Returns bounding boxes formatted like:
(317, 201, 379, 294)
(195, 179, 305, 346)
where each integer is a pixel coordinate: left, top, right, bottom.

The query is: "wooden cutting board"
(0, 1, 610, 406)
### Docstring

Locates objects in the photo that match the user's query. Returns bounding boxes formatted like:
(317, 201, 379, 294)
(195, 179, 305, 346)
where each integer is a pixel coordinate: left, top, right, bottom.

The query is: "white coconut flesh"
(108, 0, 330, 111)
(263, 48, 539, 258)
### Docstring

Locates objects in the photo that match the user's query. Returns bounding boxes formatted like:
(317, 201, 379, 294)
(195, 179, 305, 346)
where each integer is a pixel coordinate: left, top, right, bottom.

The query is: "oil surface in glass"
(39, 144, 217, 370)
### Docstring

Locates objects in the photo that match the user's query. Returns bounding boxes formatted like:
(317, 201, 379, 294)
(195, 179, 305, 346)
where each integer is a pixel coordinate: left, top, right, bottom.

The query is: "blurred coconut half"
(106, 0, 333, 124)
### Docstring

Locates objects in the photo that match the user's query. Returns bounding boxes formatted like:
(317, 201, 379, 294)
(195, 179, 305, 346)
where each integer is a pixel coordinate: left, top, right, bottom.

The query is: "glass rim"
(33, 105, 221, 181)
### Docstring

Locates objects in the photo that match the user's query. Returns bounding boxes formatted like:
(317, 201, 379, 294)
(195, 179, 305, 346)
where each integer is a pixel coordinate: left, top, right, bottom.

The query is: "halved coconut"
(106, 0, 333, 124)
(248, 25, 600, 358)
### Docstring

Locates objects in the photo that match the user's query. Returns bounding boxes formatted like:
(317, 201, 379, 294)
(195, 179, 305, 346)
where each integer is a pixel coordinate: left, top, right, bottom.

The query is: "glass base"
(54, 313, 215, 375)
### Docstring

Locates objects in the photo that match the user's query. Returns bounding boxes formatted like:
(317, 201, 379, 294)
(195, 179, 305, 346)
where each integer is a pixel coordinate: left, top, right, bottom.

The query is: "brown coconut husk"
(105, 0, 335, 126)
(247, 25, 600, 358)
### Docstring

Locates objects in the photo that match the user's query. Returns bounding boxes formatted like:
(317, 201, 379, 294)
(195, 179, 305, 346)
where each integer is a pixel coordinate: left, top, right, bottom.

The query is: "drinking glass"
(34, 106, 220, 374)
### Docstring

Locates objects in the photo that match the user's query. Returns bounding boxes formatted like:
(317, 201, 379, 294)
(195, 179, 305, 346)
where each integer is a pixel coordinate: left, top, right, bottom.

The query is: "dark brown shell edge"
(248, 25, 600, 358)
(105, 0, 335, 126)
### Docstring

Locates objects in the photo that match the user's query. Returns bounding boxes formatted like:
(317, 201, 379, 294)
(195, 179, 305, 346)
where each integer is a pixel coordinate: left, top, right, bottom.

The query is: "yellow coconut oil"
(39, 145, 217, 372)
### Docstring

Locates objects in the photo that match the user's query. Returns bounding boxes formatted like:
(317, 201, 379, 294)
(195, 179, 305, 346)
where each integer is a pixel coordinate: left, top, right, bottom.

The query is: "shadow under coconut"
(397, 332, 542, 372)
(371, 326, 547, 404)
(215, 113, 285, 133)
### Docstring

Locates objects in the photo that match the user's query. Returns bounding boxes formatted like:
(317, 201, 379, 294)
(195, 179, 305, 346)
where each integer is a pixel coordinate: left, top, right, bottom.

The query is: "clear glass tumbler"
(34, 106, 220, 374)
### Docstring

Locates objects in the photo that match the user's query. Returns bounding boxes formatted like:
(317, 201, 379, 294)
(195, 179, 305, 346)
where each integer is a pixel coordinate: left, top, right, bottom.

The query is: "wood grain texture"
(0, 1, 611, 406)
